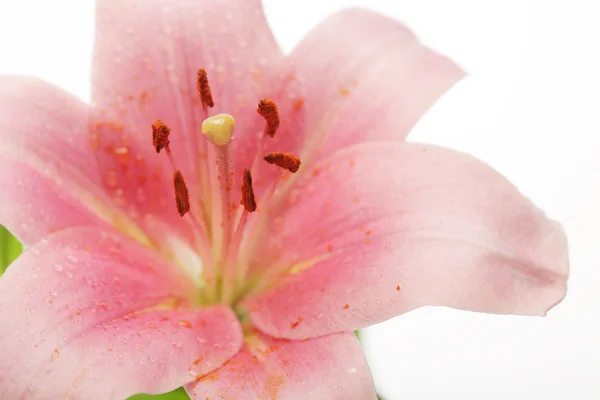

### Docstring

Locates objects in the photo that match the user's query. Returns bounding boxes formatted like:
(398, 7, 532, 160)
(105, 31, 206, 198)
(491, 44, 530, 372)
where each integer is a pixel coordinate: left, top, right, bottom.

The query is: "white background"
(1, 0, 598, 399)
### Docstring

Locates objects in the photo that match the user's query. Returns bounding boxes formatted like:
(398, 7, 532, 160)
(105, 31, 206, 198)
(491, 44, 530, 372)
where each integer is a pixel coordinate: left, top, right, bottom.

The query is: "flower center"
(151, 69, 301, 309)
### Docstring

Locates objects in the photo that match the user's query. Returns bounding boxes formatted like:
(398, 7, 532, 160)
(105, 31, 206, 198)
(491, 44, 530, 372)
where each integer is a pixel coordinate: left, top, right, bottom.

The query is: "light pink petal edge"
(247, 7, 465, 217)
(187, 330, 376, 400)
(0, 227, 242, 399)
(0, 76, 110, 245)
(245, 141, 568, 339)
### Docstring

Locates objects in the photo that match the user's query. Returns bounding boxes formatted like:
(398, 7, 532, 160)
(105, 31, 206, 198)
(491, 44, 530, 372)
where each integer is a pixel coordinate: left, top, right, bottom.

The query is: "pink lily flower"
(0, 0, 569, 399)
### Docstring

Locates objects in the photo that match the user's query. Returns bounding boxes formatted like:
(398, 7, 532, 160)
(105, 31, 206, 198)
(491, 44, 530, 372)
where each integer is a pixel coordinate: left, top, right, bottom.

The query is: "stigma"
(201, 114, 236, 146)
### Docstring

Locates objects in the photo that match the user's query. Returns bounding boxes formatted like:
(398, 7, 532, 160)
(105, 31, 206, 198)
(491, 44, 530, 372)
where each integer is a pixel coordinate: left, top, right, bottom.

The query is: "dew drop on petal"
(53, 263, 63, 272)
(172, 341, 183, 349)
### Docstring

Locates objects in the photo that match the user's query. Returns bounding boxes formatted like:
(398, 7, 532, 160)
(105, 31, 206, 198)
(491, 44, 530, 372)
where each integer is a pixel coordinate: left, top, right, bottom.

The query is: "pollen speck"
(343, 304, 349, 309)
(257, 99, 280, 137)
(340, 86, 350, 96)
(396, 285, 401, 291)
(290, 317, 303, 329)
(50, 348, 59, 361)
(264, 152, 302, 173)
(173, 170, 190, 217)
(241, 168, 257, 213)
(151, 120, 171, 153)
(114, 146, 130, 163)
(293, 98, 304, 112)
(179, 320, 193, 329)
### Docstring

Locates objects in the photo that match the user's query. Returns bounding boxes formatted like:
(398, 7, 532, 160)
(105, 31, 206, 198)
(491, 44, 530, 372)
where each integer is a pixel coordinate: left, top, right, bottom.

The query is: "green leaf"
(128, 388, 190, 400)
(0, 225, 22, 275)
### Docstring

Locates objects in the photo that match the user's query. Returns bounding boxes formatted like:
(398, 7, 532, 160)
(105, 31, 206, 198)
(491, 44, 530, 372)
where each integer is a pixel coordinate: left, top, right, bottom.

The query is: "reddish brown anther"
(152, 120, 171, 153)
(257, 99, 280, 137)
(197, 68, 214, 110)
(173, 170, 190, 217)
(264, 152, 302, 173)
(241, 168, 257, 213)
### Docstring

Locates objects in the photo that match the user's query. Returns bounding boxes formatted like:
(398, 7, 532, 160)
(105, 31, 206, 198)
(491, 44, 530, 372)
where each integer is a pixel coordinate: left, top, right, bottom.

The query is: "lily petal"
(187, 330, 375, 400)
(0, 77, 110, 245)
(245, 142, 568, 339)
(262, 8, 464, 163)
(92, 0, 282, 217)
(0, 227, 242, 399)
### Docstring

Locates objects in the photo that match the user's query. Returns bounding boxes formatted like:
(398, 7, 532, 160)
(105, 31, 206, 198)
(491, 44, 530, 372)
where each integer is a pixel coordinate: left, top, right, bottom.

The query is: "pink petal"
(0, 77, 109, 245)
(259, 9, 463, 164)
(245, 142, 568, 339)
(186, 330, 375, 400)
(92, 0, 281, 219)
(0, 227, 242, 399)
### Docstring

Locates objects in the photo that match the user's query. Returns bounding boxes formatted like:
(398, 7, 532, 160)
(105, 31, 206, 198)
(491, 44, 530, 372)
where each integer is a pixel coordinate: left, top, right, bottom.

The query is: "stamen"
(201, 114, 235, 146)
(197, 68, 215, 112)
(264, 152, 302, 173)
(152, 120, 171, 153)
(257, 99, 280, 137)
(173, 170, 190, 217)
(241, 168, 257, 212)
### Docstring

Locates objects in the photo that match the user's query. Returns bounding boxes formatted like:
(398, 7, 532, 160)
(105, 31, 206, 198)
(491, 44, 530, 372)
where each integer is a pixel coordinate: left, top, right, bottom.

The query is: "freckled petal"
(0, 77, 113, 245)
(92, 0, 281, 219)
(186, 330, 375, 400)
(245, 142, 568, 339)
(0, 227, 242, 399)
(261, 8, 463, 165)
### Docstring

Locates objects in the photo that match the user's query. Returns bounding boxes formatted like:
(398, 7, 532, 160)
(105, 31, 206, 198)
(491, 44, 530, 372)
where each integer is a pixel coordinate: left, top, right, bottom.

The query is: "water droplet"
(66, 255, 78, 263)
(83, 276, 97, 287)
(53, 263, 63, 272)
(49, 290, 58, 297)
(172, 341, 182, 349)
(196, 337, 206, 344)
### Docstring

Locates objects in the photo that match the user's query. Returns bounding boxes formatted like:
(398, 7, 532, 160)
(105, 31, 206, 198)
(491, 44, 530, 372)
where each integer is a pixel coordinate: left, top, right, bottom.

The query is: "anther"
(263, 152, 302, 173)
(152, 120, 171, 153)
(197, 68, 214, 111)
(241, 168, 257, 213)
(173, 170, 190, 217)
(257, 99, 280, 137)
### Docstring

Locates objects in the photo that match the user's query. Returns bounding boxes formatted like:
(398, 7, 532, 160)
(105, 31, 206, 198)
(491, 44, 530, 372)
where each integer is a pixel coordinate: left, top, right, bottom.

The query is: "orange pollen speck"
(196, 68, 214, 109)
(264, 152, 302, 173)
(151, 120, 171, 153)
(241, 168, 257, 213)
(290, 317, 303, 329)
(396, 285, 401, 292)
(257, 99, 280, 137)
(173, 170, 191, 217)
